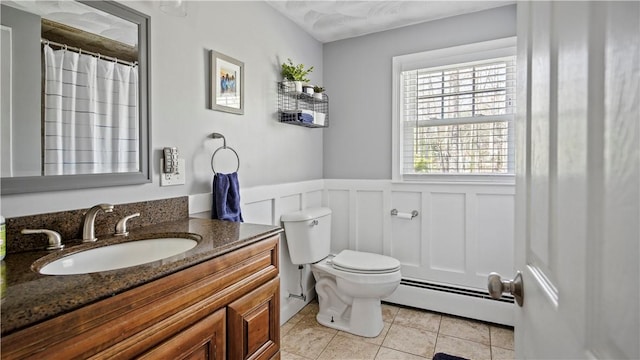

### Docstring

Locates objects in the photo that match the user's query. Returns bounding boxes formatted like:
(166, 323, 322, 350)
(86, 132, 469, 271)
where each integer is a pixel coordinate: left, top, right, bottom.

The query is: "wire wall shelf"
(277, 81, 329, 128)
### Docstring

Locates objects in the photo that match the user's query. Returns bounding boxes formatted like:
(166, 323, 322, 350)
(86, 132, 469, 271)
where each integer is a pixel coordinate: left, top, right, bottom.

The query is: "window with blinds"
(401, 56, 516, 176)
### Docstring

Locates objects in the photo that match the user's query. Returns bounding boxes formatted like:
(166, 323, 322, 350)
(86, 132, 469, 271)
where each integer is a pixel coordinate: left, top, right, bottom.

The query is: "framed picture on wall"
(210, 50, 244, 115)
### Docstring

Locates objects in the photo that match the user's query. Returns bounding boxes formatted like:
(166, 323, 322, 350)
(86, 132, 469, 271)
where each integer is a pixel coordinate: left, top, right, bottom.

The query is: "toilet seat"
(331, 250, 401, 274)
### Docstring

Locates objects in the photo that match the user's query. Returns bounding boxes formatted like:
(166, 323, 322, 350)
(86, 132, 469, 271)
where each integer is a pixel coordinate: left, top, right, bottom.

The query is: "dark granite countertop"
(0, 218, 283, 335)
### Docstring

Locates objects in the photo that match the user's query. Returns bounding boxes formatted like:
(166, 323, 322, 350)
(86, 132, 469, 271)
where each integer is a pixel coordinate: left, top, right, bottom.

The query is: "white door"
(493, 2, 639, 359)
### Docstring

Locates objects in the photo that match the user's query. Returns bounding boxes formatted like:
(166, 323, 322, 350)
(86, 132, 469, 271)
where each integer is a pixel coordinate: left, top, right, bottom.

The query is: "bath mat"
(433, 353, 469, 360)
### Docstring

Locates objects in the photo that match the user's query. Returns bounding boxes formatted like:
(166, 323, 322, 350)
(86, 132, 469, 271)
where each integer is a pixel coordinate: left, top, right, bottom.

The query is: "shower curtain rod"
(41, 38, 138, 67)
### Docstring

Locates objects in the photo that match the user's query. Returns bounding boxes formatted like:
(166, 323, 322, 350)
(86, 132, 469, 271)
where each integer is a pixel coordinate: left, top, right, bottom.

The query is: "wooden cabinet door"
(228, 278, 280, 360)
(138, 308, 225, 360)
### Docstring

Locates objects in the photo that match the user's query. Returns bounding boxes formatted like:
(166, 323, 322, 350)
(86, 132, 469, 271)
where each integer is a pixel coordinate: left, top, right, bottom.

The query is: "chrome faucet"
(82, 203, 114, 242)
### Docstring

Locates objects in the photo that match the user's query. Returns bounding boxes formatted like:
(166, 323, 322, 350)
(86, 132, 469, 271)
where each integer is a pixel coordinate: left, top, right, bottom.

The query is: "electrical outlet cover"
(160, 158, 186, 186)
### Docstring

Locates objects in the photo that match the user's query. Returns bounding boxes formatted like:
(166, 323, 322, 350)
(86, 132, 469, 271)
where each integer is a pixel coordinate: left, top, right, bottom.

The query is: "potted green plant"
(312, 85, 325, 100)
(281, 58, 313, 92)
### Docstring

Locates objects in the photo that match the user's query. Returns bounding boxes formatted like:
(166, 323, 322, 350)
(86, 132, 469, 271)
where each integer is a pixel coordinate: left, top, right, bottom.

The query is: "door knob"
(488, 271, 523, 307)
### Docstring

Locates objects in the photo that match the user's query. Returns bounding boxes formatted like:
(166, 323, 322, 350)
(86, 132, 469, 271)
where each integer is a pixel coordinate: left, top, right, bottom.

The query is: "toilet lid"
(332, 250, 401, 274)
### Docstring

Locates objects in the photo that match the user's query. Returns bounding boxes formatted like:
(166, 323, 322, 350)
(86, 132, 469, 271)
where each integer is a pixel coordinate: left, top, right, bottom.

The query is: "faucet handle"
(21, 229, 64, 250)
(114, 213, 140, 236)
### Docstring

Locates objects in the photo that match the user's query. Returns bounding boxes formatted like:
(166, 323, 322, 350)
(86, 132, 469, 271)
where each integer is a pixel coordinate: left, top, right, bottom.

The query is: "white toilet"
(281, 207, 401, 337)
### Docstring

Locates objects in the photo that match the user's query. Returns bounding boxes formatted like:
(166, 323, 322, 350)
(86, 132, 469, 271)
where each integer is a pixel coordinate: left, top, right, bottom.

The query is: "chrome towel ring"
(210, 133, 240, 174)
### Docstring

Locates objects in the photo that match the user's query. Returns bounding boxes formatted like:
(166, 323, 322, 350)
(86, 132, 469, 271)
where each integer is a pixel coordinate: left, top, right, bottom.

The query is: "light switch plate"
(160, 158, 185, 186)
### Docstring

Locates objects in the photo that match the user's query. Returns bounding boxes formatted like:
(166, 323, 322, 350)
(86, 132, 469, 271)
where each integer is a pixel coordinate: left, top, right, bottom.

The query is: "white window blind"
(401, 56, 516, 176)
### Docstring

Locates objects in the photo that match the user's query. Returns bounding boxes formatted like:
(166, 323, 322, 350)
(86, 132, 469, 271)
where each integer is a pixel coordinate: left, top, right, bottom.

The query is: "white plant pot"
(313, 93, 323, 100)
(294, 81, 303, 93)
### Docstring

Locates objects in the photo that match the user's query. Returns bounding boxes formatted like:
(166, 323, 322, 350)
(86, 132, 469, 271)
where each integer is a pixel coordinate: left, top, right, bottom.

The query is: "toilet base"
(312, 260, 399, 338)
(316, 297, 385, 338)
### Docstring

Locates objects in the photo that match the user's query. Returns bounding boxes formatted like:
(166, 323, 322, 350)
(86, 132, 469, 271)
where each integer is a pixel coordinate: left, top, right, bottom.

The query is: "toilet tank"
(280, 207, 332, 265)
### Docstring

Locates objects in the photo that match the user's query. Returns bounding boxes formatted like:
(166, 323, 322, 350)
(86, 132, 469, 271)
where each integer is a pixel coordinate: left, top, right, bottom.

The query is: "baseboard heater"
(400, 279, 515, 304)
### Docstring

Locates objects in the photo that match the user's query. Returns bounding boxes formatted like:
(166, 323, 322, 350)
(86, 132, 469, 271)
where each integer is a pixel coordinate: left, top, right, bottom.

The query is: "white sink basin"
(39, 237, 198, 275)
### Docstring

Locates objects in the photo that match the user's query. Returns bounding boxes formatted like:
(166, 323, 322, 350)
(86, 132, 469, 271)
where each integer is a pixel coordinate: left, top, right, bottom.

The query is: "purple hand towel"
(211, 172, 243, 222)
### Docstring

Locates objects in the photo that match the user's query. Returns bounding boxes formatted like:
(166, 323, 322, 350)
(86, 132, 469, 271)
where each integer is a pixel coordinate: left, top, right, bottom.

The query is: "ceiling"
(3, 1, 513, 46)
(265, 0, 514, 43)
(2, 0, 137, 46)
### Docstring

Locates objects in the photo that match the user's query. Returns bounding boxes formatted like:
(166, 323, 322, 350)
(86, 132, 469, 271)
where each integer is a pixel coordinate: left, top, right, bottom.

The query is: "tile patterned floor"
(281, 301, 514, 360)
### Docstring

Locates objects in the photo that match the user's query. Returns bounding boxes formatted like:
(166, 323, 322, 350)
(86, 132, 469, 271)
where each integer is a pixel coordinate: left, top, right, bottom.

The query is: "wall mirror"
(0, 1, 150, 195)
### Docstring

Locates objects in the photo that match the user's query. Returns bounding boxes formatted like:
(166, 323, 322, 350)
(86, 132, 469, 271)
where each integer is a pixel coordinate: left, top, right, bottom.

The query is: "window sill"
(394, 174, 516, 186)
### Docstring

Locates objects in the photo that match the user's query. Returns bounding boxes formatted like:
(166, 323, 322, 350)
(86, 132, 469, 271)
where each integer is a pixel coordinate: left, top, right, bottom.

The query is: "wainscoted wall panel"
(430, 192, 467, 275)
(324, 180, 514, 288)
(355, 190, 385, 254)
(390, 191, 422, 267)
(280, 194, 302, 216)
(243, 199, 273, 225)
(475, 194, 515, 278)
(324, 179, 515, 325)
(190, 179, 515, 325)
(326, 189, 350, 253)
(306, 190, 323, 209)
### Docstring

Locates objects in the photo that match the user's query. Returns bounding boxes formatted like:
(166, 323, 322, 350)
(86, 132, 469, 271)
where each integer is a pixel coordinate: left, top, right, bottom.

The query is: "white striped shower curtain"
(43, 44, 139, 175)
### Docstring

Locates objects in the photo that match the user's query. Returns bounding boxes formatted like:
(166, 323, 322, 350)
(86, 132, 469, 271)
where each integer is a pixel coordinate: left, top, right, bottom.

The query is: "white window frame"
(392, 37, 517, 184)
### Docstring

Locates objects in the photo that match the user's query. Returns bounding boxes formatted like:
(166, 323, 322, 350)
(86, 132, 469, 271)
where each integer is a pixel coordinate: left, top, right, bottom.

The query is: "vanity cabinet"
(0, 235, 280, 360)
(138, 309, 226, 360)
(228, 279, 280, 360)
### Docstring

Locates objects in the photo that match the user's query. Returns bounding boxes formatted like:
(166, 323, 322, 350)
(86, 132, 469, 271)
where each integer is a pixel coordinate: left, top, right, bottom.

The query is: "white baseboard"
(384, 284, 514, 326)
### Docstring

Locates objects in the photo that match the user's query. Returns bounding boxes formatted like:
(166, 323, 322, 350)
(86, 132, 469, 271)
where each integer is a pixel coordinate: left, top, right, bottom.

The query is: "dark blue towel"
(299, 113, 313, 123)
(211, 172, 243, 222)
